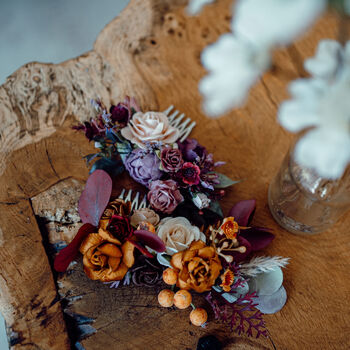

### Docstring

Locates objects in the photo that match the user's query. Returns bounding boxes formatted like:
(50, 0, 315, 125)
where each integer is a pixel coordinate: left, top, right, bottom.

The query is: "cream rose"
(157, 217, 206, 255)
(121, 111, 180, 148)
(130, 208, 160, 227)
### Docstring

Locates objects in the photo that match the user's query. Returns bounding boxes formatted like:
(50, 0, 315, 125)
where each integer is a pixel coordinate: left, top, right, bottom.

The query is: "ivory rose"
(157, 217, 206, 255)
(121, 111, 180, 148)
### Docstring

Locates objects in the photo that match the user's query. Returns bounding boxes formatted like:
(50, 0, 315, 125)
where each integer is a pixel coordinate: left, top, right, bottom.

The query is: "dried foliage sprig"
(205, 290, 267, 338)
(239, 256, 290, 277)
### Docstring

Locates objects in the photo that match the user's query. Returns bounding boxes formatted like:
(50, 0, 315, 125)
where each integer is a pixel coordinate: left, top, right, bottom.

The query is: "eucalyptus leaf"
(157, 253, 172, 268)
(116, 142, 133, 163)
(84, 153, 99, 165)
(208, 200, 224, 217)
(90, 158, 124, 177)
(213, 172, 241, 188)
(255, 285, 287, 314)
(222, 293, 238, 303)
(248, 267, 283, 296)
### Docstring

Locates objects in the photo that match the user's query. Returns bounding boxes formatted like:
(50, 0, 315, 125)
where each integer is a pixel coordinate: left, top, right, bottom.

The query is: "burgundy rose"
(125, 149, 163, 187)
(110, 103, 130, 125)
(108, 215, 133, 242)
(147, 180, 184, 214)
(181, 162, 201, 185)
(161, 147, 184, 172)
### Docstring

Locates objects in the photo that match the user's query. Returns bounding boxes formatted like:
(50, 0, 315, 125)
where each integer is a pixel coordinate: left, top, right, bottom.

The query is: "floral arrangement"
(54, 98, 289, 340)
(73, 97, 236, 216)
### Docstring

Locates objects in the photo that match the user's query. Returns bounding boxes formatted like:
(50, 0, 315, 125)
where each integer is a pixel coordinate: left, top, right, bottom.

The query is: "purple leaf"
(134, 230, 166, 253)
(126, 238, 154, 258)
(240, 228, 274, 251)
(229, 199, 256, 226)
(78, 170, 112, 226)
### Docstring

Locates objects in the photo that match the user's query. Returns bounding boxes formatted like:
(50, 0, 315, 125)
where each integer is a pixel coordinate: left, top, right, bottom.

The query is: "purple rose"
(147, 180, 184, 214)
(125, 149, 162, 186)
(160, 147, 184, 172)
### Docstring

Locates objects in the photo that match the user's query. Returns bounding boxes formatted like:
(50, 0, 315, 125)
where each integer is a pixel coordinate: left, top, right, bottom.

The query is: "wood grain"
(0, 0, 349, 349)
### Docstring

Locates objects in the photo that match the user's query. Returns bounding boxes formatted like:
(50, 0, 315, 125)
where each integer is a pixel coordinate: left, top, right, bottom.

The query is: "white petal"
(304, 40, 342, 79)
(232, 0, 326, 46)
(157, 253, 172, 268)
(295, 128, 350, 179)
(187, 0, 215, 15)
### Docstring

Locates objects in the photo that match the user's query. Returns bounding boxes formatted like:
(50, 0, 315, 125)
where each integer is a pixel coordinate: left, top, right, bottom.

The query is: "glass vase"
(268, 144, 350, 235)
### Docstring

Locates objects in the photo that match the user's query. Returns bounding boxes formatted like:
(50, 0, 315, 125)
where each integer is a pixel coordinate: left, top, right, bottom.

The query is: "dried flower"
(147, 180, 184, 214)
(220, 217, 239, 240)
(178, 138, 207, 163)
(130, 255, 164, 287)
(130, 208, 160, 227)
(106, 215, 133, 243)
(109, 103, 129, 125)
(79, 233, 135, 282)
(180, 162, 201, 186)
(192, 192, 211, 209)
(157, 216, 206, 255)
(160, 147, 184, 172)
(100, 199, 131, 231)
(171, 240, 222, 293)
(124, 149, 163, 187)
(121, 111, 180, 148)
(220, 269, 235, 292)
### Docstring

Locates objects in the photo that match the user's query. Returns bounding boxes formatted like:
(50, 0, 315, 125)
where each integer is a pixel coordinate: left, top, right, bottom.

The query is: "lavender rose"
(160, 147, 184, 172)
(147, 180, 184, 214)
(125, 149, 162, 186)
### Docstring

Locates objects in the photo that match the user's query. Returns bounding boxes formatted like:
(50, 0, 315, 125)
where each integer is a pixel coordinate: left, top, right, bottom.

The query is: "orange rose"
(79, 229, 135, 282)
(170, 240, 222, 293)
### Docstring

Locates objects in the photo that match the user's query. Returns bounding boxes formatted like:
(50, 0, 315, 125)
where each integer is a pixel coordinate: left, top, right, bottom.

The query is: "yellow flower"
(220, 217, 239, 240)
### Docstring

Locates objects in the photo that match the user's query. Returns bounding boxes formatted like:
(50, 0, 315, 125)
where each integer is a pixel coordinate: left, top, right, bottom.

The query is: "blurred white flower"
(187, 0, 215, 15)
(232, 0, 326, 46)
(199, 34, 270, 116)
(279, 40, 350, 179)
(199, 0, 326, 116)
(192, 192, 211, 209)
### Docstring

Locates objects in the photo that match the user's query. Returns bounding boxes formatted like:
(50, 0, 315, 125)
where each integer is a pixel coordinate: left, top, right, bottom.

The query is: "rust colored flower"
(170, 240, 222, 293)
(220, 217, 239, 240)
(79, 232, 135, 282)
(100, 199, 132, 231)
(220, 269, 234, 292)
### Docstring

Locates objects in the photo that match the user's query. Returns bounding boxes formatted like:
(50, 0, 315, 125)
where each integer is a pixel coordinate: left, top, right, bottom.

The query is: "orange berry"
(173, 289, 192, 309)
(190, 308, 208, 326)
(158, 289, 174, 307)
(163, 268, 178, 285)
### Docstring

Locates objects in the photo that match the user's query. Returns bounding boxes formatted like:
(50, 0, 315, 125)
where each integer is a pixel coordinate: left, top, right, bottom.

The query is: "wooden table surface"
(0, 1, 349, 349)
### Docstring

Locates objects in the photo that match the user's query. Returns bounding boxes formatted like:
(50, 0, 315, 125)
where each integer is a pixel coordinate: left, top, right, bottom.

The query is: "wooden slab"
(0, 0, 349, 349)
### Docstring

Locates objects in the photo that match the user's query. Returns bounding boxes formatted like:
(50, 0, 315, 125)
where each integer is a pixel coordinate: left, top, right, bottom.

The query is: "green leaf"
(116, 142, 132, 162)
(90, 158, 124, 177)
(84, 153, 99, 165)
(209, 200, 224, 217)
(213, 172, 241, 188)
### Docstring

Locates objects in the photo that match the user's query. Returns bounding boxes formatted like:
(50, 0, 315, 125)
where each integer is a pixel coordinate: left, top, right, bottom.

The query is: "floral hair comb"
(54, 97, 289, 341)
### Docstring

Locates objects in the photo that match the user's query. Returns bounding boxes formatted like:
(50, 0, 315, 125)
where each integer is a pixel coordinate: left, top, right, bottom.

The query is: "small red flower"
(181, 162, 201, 186)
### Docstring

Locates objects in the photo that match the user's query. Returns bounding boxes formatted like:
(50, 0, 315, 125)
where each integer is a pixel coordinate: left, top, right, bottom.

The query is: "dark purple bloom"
(160, 147, 184, 172)
(178, 138, 207, 162)
(180, 162, 201, 185)
(124, 149, 162, 187)
(73, 121, 100, 141)
(110, 103, 130, 125)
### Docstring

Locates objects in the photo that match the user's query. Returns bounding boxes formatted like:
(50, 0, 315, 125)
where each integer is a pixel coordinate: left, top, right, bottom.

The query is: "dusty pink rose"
(121, 111, 180, 148)
(161, 147, 184, 172)
(147, 180, 184, 214)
